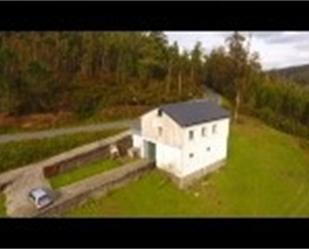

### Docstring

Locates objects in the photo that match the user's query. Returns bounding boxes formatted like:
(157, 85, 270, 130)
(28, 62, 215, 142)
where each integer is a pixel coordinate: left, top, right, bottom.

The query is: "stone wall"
(43, 132, 132, 178)
(166, 159, 226, 189)
(37, 159, 155, 217)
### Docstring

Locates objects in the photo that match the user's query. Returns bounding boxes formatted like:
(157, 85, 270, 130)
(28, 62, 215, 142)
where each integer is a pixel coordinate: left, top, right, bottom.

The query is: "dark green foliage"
(269, 64, 309, 86)
(0, 32, 204, 117)
(71, 81, 105, 118)
(0, 31, 308, 140)
(204, 32, 309, 139)
(249, 76, 309, 126)
(0, 129, 124, 174)
(247, 107, 309, 139)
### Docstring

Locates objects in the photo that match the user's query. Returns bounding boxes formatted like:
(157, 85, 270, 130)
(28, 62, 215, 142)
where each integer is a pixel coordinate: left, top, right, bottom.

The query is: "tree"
(225, 31, 260, 122)
(204, 46, 234, 97)
(166, 41, 179, 97)
(190, 41, 204, 83)
(0, 32, 206, 116)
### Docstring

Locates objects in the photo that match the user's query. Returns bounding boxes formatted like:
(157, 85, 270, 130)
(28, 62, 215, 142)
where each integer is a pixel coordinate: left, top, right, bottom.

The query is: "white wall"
(181, 118, 230, 176)
(132, 134, 143, 156)
(133, 108, 230, 179)
(133, 133, 182, 177)
(156, 142, 182, 177)
(141, 108, 183, 148)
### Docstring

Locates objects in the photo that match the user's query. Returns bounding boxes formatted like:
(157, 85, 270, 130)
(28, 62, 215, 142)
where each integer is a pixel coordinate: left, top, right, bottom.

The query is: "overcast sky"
(165, 31, 309, 70)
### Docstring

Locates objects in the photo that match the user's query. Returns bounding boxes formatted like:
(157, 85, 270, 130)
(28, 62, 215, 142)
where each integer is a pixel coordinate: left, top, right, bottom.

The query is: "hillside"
(65, 115, 309, 216)
(269, 64, 309, 86)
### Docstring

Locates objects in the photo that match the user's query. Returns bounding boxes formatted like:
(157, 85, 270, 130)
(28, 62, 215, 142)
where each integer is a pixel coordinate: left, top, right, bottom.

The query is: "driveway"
(0, 119, 135, 144)
(4, 168, 51, 217)
(0, 130, 132, 217)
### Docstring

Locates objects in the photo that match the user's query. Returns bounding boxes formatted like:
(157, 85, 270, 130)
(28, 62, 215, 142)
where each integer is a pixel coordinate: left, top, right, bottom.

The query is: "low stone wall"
(168, 159, 226, 189)
(43, 131, 132, 178)
(37, 159, 155, 217)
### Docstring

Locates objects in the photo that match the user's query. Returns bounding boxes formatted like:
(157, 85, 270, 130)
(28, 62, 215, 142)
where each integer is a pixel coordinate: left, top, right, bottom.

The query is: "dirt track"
(0, 119, 134, 144)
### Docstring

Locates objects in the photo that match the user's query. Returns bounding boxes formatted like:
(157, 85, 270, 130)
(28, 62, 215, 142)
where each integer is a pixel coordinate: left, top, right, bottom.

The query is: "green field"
(50, 158, 125, 189)
(0, 194, 6, 216)
(65, 116, 309, 217)
(0, 129, 124, 174)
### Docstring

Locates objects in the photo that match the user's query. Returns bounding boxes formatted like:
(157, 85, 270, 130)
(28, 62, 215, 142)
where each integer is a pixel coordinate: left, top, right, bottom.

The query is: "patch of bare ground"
(0, 112, 74, 130)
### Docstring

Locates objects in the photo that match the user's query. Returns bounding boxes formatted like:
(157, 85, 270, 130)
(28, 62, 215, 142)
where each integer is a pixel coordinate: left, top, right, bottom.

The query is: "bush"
(0, 129, 124, 174)
(71, 84, 104, 119)
(250, 107, 309, 139)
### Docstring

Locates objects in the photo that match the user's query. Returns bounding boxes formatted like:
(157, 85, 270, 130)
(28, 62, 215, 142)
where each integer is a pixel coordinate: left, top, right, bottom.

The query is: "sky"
(165, 31, 309, 70)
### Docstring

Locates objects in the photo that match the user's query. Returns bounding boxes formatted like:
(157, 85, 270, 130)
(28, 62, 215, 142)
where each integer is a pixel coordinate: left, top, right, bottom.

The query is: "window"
(189, 153, 194, 158)
(189, 130, 194, 140)
(201, 127, 207, 137)
(158, 126, 162, 136)
(158, 109, 162, 117)
(212, 124, 217, 134)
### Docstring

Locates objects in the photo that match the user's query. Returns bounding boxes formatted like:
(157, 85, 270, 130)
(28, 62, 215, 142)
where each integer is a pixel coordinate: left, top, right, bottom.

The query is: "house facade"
(132, 100, 230, 187)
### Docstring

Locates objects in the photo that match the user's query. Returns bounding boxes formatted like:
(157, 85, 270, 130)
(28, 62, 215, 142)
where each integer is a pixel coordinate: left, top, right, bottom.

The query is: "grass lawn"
(0, 194, 6, 216)
(50, 158, 131, 189)
(0, 129, 125, 174)
(65, 116, 309, 217)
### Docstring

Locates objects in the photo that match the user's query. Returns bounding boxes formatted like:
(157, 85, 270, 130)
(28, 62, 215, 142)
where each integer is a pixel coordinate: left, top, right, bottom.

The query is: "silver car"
(28, 187, 54, 209)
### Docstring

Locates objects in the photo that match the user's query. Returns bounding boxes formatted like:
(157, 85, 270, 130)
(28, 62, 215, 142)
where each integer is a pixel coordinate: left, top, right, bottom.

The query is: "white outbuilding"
(132, 99, 230, 188)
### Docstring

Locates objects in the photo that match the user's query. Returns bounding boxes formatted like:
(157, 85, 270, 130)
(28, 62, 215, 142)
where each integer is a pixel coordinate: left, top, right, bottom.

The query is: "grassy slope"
(0, 128, 125, 174)
(50, 159, 122, 189)
(0, 194, 6, 216)
(65, 116, 309, 217)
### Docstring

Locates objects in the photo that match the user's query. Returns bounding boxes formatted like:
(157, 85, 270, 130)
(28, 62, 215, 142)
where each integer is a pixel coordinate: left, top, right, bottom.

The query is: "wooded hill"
(0, 32, 204, 117)
(269, 64, 309, 87)
(0, 32, 308, 138)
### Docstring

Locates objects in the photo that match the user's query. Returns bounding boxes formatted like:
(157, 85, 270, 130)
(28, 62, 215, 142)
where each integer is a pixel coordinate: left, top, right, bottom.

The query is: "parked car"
(28, 187, 54, 209)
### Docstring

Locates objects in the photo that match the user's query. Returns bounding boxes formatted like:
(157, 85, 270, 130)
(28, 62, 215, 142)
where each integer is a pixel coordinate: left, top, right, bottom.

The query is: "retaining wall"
(167, 159, 226, 189)
(43, 131, 132, 178)
(37, 159, 155, 217)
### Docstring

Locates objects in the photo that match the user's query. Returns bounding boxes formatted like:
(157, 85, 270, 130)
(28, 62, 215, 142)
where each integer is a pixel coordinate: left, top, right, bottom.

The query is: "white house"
(132, 99, 230, 188)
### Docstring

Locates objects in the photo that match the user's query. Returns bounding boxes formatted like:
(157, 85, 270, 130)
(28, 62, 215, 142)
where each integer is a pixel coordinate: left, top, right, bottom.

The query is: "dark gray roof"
(160, 100, 230, 127)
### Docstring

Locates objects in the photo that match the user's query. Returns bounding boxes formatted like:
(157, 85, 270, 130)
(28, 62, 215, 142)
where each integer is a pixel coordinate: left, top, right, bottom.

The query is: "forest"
(0, 32, 204, 117)
(205, 32, 309, 138)
(269, 64, 309, 87)
(0, 31, 308, 138)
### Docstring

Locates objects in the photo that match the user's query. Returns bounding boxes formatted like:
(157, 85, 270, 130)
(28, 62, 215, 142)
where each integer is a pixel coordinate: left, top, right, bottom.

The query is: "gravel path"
(0, 130, 132, 217)
(0, 119, 135, 144)
(4, 168, 51, 217)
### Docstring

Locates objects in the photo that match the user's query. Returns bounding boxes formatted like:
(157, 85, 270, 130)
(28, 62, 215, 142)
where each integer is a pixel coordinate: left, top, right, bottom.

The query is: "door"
(144, 141, 156, 160)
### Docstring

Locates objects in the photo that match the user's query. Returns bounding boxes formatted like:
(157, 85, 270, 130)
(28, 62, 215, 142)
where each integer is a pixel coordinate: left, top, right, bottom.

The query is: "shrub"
(0, 129, 124, 174)
(250, 107, 309, 139)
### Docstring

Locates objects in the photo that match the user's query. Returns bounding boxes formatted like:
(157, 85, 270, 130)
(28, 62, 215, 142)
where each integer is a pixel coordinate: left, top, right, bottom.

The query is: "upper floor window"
(189, 130, 194, 140)
(158, 109, 163, 117)
(201, 127, 207, 137)
(158, 126, 162, 136)
(212, 124, 217, 134)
